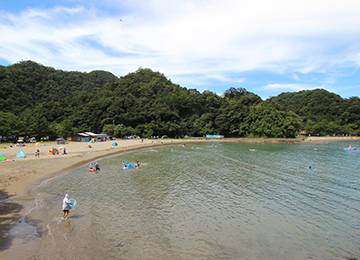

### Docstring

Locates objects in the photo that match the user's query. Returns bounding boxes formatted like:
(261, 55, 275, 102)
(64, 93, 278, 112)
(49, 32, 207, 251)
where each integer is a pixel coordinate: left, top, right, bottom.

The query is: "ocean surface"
(23, 141, 360, 259)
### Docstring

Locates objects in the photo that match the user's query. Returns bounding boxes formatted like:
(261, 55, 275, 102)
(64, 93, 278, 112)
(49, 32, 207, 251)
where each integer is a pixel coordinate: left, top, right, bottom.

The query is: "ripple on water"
(30, 141, 360, 259)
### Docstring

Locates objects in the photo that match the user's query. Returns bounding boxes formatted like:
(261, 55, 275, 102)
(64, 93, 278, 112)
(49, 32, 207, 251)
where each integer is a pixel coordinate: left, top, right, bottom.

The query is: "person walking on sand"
(62, 194, 71, 219)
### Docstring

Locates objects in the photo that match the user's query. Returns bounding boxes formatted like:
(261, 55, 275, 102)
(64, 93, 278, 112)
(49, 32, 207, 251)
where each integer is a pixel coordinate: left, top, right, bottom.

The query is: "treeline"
(270, 90, 360, 136)
(0, 60, 359, 141)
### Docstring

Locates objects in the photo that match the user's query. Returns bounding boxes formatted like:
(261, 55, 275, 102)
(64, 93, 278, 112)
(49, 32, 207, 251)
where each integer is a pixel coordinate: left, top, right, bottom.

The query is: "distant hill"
(270, 89, 360, 133)
(0, 60, 359, 140)
(0, 60, 118, 114)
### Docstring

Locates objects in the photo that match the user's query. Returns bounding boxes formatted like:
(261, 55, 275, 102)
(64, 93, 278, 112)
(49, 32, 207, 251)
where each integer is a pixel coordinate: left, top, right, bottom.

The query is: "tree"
(0, 111, 21, 138)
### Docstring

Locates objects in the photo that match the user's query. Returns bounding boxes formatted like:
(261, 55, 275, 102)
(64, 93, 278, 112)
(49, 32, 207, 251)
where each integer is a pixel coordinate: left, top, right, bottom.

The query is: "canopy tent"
(112, 142, 118, 146)
(16, 151, 26, 158)
(0, 154, 6, 161)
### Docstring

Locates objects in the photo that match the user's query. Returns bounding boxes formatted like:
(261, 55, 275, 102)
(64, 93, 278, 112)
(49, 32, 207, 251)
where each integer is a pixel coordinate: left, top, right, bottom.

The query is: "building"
(71, 132, 98, 142)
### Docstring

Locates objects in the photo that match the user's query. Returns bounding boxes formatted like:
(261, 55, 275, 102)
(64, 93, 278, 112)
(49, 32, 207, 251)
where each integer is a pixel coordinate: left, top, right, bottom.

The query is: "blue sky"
(1, 0, 360, 99)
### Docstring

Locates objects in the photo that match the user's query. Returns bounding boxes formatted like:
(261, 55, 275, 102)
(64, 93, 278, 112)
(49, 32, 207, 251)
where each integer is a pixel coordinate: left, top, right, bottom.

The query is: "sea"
(11, 141, 360, 259)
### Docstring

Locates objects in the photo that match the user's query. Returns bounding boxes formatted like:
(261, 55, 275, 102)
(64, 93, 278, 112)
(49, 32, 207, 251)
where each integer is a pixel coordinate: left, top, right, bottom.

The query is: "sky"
(1, 0, 360, 99)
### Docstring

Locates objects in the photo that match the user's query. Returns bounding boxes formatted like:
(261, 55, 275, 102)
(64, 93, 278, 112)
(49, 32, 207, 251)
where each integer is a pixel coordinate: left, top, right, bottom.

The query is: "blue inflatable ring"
(69, 198, 77, 208)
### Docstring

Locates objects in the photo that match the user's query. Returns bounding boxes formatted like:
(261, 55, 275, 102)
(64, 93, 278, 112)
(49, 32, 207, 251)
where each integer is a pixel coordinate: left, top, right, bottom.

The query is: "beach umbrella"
(56, 138, 65, 141)
(112, 142, 118, 146)
(35, 142, 42, 146)
(16, 151, 26, 158)
(0, 154, 6, 161)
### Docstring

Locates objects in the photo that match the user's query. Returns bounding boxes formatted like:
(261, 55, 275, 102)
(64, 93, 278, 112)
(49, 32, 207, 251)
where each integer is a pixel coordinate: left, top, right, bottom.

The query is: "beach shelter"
(112, 142, 118, 146)
(0, 154, 6, 161)
(35, 142, 42, 146)
(56, 137, 65, 141)
(16, 151, 26, 158)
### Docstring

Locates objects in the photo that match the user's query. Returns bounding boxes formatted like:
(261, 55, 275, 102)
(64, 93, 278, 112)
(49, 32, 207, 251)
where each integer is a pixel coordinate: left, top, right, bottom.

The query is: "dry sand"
(0, 136, 358, 258)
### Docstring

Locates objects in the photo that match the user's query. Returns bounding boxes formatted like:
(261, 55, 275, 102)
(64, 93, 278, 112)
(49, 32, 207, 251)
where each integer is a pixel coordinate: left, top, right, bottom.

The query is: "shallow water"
(26, 141, 360, 259)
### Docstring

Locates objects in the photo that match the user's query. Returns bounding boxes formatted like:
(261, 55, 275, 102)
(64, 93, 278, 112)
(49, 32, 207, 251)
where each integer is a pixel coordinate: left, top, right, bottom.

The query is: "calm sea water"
(26, 141, 360, 259)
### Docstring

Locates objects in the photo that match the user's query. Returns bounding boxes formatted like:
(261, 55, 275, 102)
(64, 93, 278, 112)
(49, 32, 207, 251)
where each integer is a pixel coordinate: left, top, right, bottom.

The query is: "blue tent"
(112, 142, 118, 146)
(0, 154, 6, 161)
(16, 151, 26, 158)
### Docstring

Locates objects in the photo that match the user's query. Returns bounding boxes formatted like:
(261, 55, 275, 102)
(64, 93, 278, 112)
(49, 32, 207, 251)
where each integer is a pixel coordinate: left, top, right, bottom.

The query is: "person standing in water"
(62, 194, 71, 219)
(95, 162, 100, 171)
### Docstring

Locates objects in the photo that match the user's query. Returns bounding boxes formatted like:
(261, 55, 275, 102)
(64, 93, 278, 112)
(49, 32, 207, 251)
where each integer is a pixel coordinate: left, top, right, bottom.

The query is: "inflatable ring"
(69, 198, 77, 208)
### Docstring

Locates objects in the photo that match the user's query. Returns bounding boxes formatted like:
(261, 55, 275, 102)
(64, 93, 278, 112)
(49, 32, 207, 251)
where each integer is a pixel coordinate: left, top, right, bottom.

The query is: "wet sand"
(0, 136, 358, 258)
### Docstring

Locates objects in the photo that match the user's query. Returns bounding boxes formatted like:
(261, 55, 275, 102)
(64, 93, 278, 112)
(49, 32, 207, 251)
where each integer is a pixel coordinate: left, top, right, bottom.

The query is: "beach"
(0, 136, 358, 259)
(0, 138, 190, 258)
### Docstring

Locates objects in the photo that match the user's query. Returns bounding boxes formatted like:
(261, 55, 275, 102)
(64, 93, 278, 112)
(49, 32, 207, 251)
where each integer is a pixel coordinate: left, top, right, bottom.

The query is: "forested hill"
(0, 60, 118, 114)
(0, 60, 359, 140)
(270, 89, 360, 135)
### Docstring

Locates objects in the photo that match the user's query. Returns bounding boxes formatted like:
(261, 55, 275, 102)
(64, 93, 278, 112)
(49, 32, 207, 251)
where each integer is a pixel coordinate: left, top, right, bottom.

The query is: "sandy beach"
(0, 135, 358, 258)
(0, 138, 191, 257)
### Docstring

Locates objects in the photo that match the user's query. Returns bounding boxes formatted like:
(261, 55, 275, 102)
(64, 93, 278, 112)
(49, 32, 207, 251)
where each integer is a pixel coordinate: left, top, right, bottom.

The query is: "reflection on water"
(29, 141, 360, 259)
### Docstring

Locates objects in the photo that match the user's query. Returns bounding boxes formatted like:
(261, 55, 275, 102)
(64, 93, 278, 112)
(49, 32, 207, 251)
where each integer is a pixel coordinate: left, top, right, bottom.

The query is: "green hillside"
(0, 61, 359, 141)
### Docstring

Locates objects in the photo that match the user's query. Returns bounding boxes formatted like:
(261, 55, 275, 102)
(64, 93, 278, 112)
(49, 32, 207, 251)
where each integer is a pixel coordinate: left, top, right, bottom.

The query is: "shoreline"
(0, 136, 358, 258)
(0, 138, 206, 258)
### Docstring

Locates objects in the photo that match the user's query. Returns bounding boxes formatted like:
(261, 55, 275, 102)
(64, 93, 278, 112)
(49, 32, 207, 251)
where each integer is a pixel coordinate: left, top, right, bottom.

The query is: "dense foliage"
(270, 89, 360, 136)
(0, 61, 358, 141)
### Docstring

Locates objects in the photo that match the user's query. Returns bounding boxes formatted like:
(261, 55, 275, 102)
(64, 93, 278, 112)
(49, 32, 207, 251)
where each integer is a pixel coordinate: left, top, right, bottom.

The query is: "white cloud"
(1, 0, 360, 96)
(292, 74, 300, 81)
(260, 83, 318, 92)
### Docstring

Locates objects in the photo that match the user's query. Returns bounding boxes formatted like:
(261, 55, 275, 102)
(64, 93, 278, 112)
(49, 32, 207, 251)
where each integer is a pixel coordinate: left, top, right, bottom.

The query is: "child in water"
(95, 162, 100, 171)
(62, 194, 71, 219)
(135, 160, 140, 167)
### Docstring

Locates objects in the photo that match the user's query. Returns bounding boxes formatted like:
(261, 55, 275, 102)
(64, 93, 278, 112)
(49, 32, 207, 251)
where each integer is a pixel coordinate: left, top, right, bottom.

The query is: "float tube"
(123, 164, 138, 169)
(69, 198, 77, 208)
(89, 169, 96, 172)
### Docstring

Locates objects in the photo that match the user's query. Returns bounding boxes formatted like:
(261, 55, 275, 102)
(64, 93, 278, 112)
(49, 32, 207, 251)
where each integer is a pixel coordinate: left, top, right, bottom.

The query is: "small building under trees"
(71, 132, 98, 142)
